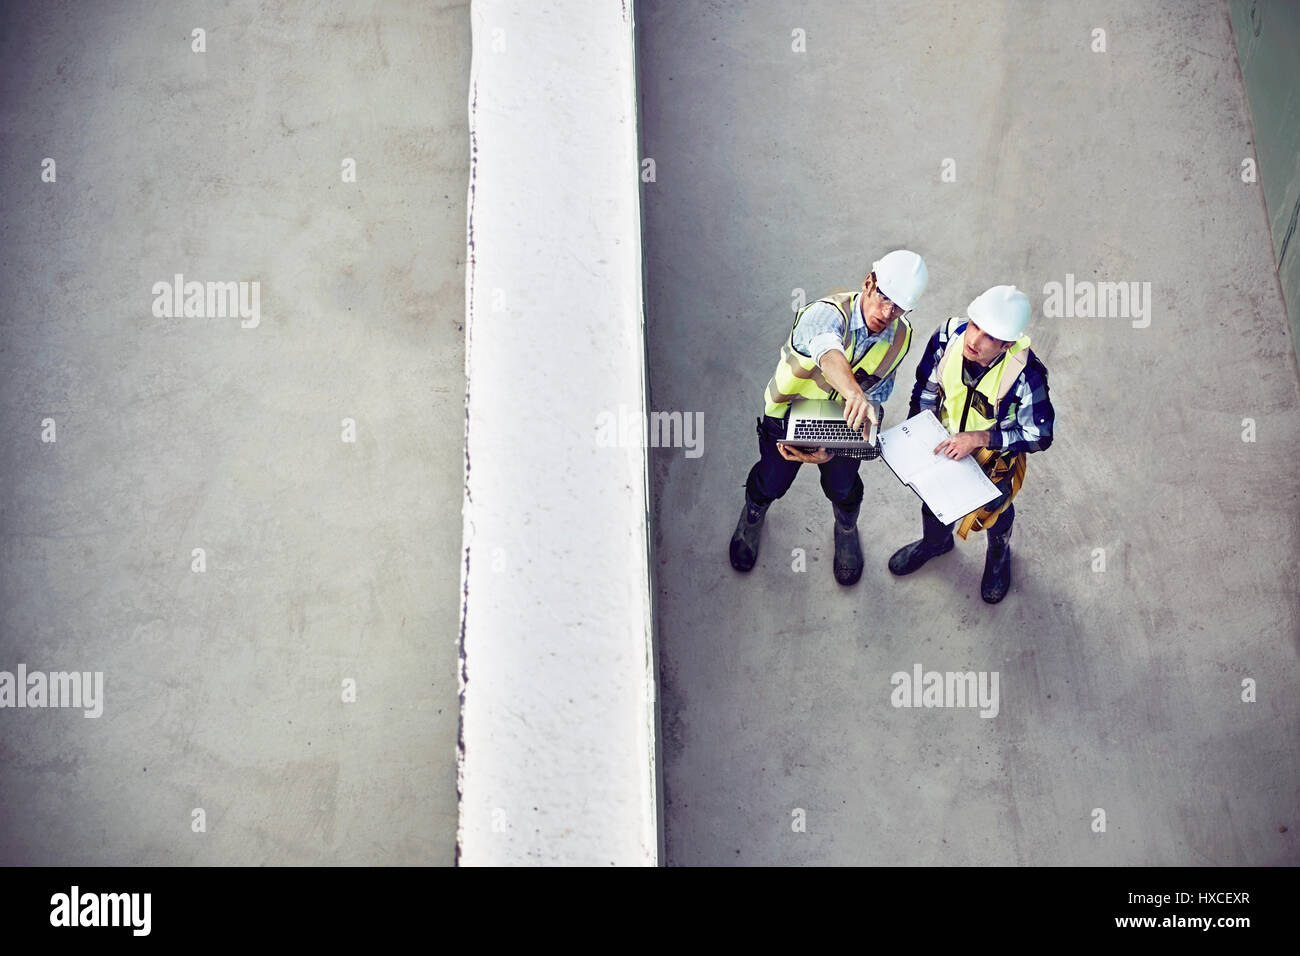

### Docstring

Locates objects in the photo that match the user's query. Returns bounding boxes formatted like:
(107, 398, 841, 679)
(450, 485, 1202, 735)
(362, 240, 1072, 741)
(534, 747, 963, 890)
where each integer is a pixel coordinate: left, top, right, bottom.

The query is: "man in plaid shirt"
(887, 285, 1055, 603)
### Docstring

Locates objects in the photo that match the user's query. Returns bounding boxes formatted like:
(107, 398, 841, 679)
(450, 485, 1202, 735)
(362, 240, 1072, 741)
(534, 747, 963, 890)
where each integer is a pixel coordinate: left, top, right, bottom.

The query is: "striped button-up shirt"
(908, 319, 1055, 455)
(792, 292, 900, 405)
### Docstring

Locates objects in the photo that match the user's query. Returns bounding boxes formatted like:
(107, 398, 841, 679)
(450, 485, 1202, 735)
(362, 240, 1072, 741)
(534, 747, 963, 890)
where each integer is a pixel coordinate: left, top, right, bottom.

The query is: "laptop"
(779, 399, 880, 460)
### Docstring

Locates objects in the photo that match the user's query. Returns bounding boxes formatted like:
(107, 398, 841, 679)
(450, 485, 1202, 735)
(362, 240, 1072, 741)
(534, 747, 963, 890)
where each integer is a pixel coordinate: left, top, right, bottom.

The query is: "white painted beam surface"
(458, 0, 657, 865)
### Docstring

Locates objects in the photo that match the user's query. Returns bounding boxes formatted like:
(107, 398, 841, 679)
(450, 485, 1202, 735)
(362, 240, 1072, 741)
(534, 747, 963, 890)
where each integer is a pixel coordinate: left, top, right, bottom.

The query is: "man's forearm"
(818, 349, 866, 400)
(987, 426, 1050, 455)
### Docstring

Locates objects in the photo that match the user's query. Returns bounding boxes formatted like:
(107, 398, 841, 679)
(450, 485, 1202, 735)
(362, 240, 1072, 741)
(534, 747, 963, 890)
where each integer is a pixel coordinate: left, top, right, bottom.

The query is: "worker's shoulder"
(796, 293, 852, 323)
(935, 316, 965, 339)
(802, 297, 844, 313)
(812, 289, 857, 314)
(1019, 348, 1050, 388)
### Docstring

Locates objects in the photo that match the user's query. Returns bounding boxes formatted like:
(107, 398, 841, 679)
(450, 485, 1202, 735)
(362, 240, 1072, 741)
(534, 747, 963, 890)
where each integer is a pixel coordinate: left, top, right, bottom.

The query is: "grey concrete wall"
(0, 0, 467, 865)
(636, 0, 1300, 865)
(1229, 0, 1300, 370)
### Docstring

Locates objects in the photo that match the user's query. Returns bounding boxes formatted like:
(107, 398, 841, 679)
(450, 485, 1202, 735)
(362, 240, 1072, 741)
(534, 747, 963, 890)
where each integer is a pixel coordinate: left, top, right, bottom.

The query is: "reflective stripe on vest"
(763, 290, 913, 417)
(935, 316, 1030, 436)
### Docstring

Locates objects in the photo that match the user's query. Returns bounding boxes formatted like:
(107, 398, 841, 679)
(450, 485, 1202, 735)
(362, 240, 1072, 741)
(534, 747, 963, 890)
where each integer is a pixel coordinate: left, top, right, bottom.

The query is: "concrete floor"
(636, 0, 1300, 864)
(0, 0, 467, 864)
(4, 0, 1296, 870)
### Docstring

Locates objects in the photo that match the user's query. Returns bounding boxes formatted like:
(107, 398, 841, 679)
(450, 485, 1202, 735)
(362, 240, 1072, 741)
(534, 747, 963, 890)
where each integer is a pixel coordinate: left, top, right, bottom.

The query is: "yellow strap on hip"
(955, 449, 1027, 540)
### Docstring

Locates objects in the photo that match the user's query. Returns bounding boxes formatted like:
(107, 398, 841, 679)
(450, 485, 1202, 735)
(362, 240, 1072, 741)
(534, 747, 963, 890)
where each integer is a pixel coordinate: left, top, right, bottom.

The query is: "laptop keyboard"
(792, 420, 871, 443)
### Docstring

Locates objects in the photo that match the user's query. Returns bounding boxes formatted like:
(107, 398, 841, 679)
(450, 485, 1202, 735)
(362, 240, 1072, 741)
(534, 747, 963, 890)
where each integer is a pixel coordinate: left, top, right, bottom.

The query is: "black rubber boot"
(832, 502, 864, 586)
(888, 506, 955, 576)
(729, 493, 770, 572)
(980, 529, 1012, 603)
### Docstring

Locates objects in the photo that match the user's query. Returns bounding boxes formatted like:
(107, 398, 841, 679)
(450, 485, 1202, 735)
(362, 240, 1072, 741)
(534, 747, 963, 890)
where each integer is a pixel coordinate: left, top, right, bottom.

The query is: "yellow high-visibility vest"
(934, 315, 1032, 538)
(936, 315, 1030, 438)
(763, 291, 912, 418)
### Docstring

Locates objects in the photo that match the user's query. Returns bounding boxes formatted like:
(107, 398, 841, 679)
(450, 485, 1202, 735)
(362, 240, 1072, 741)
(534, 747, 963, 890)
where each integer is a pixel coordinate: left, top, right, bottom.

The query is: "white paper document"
(878, 411, 1001, 524)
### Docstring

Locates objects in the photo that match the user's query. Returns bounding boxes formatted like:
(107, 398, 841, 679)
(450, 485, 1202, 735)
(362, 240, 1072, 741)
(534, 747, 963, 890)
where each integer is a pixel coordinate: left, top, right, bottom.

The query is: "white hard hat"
(967, 285, 1030, 341)
(871, 250, 928, 311)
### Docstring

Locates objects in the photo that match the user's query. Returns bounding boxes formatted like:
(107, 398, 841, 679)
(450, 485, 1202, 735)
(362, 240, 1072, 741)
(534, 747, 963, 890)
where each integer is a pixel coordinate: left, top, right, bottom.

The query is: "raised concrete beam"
(457, 0, 659, 865)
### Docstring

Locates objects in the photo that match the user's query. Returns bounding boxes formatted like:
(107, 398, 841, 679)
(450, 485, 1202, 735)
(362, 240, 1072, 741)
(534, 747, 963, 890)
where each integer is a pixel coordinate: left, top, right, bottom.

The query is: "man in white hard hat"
(887, 285, 1055, 603)
(730, 250, 928, 585)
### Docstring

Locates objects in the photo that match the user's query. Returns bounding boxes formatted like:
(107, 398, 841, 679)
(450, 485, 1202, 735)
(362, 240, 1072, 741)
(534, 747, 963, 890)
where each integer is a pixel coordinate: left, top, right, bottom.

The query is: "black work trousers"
(920, 470, 1016, 542)
(744, 414, 865, 512)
